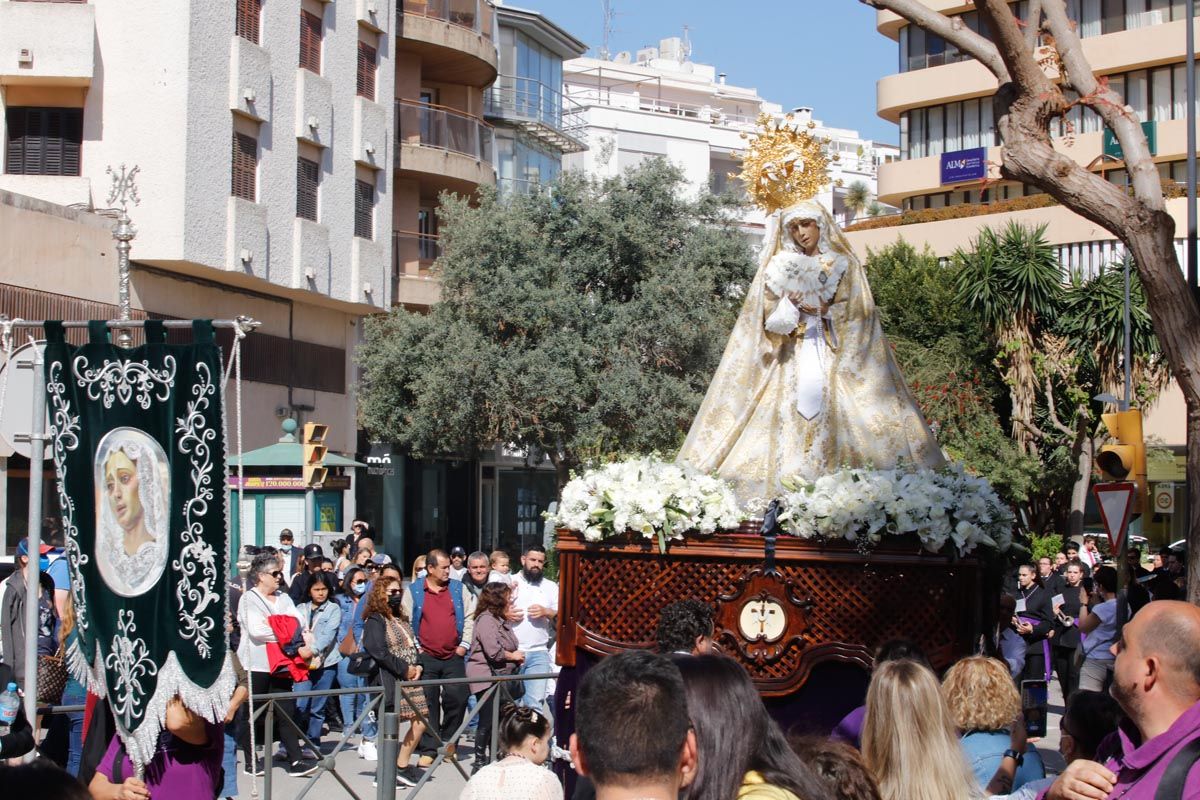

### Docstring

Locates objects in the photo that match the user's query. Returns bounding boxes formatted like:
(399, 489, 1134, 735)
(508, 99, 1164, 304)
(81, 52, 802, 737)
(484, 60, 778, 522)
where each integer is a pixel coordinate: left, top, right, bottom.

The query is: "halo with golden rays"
(738, 113, 834, 214)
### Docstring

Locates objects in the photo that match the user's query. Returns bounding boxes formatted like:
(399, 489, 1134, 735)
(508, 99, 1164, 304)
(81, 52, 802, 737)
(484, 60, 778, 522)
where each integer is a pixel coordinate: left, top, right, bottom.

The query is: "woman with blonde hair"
(941, 656, 1044, 793)
(862, 659, 981, 800)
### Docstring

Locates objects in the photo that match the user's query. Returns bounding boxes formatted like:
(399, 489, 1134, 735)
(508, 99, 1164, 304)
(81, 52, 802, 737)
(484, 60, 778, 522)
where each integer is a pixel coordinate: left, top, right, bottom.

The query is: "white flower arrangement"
(547, 456, 746, 552)
(773, 464, 1014, 557)
(549, 458, 1014, 559)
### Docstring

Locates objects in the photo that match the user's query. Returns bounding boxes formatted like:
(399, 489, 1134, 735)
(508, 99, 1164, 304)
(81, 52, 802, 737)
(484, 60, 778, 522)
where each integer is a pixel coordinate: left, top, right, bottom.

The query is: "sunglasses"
(270, 571, 284, 580)
(351, 579, 367, 586)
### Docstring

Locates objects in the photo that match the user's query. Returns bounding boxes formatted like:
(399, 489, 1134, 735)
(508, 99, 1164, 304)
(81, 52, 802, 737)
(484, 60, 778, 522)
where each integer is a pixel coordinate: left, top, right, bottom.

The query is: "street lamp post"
(1188, 0, 1197, 298)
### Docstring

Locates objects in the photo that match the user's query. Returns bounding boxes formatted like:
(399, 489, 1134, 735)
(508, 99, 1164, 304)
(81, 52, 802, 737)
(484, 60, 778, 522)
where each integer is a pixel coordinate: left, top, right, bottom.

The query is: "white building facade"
(562, 38, 898, 244)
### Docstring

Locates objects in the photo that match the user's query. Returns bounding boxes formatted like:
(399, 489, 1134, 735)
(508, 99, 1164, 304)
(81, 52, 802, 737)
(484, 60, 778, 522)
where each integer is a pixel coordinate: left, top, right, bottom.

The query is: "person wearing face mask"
(334, 567, 378, 761)
(278, 529, 300, 586)
(362, 575, 427, 787)
(293, 572, 343, 754)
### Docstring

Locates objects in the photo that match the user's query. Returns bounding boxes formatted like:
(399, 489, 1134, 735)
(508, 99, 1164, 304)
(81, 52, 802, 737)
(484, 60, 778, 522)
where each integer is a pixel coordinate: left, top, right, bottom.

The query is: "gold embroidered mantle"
(676, 202, 944, 505)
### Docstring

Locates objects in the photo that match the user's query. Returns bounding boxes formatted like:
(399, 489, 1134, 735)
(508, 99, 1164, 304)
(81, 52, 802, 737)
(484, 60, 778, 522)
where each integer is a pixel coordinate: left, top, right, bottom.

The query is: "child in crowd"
(488, 551, 512, 585)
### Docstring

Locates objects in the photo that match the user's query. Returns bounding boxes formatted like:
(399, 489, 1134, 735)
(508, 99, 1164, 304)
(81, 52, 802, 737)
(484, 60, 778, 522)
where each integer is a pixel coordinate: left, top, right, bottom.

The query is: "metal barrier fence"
(41, 671, 557, 800)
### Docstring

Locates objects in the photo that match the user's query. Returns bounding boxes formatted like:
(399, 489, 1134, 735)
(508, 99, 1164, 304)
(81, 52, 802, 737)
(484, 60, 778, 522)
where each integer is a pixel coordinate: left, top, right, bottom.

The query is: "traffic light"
(1096, 409, 1146, 513)
(301, 422, 328, 488)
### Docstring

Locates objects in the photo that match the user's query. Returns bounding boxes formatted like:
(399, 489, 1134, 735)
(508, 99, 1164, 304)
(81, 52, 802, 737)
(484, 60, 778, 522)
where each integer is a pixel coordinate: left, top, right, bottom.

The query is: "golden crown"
(738, 113, 835, 214)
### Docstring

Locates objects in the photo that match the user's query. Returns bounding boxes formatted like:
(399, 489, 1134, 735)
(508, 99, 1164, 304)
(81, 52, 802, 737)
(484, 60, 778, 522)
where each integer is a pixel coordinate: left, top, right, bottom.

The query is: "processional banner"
(44, 320, 233, 769)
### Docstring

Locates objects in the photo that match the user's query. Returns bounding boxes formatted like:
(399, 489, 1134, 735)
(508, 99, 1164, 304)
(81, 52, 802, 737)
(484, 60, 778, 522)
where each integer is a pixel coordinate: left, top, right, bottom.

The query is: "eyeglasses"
(270, 571, 284, 580)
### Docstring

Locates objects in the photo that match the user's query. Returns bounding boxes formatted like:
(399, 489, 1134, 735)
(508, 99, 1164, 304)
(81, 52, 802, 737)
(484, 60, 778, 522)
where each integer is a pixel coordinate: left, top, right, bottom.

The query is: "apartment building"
(563, 39, 899, 245)
(842, 0, 1195, 539)
(392, 0, 497, 309)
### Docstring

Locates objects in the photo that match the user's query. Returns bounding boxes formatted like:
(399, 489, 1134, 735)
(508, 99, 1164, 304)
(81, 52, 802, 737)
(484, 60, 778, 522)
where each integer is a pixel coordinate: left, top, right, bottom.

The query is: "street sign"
(1153, 483, 1175, 514)
(1093, 481, 1136, 553)
(1103, 121, 1157, 160)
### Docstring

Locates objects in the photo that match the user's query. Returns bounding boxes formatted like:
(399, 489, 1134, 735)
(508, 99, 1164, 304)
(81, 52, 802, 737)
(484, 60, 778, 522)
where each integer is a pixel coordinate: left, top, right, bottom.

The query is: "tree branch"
(1040, 1, 1163, 210)
(859, 0, 1010, 80)
(1042, 374, 1080, 438)
(1025, 0, 1044, 49)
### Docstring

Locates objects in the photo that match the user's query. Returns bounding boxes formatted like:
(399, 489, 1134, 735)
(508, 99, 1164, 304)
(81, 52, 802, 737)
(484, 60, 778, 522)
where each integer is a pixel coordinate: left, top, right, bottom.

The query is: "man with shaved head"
(1043, 600, 1200, 799)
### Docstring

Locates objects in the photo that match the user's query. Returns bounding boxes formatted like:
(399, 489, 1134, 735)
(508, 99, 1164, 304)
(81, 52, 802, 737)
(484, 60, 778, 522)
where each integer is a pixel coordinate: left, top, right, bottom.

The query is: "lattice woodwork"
(556, 531, 978, 696)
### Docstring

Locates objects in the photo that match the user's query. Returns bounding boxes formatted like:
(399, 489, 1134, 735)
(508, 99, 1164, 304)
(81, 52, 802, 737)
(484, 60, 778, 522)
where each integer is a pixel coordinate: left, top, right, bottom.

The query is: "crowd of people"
(0, 524, 1197, 800)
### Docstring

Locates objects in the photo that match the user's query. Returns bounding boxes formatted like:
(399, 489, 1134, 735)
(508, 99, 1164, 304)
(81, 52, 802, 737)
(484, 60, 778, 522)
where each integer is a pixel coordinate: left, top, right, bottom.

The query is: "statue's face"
(787, 218, 821, 255)
(105, 450, 143, 532)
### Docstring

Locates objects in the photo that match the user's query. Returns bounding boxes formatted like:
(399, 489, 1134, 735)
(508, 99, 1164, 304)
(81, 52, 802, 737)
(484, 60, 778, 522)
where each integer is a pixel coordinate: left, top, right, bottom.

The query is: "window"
(357, 41, 377, 101)
(299, 10, 322, 74)
(231, 132, 257, 201)
(354, 179, 374, 239)
(236, 0, 261, 44)
(296, 156, 319, 220)
(5, 107, 82, 176)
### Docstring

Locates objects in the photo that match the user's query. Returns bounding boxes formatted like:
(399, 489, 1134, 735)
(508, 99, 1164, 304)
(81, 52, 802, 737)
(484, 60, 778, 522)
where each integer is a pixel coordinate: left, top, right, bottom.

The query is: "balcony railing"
(564, 86, 761, 131)
(398, 0, 494, 40)
(395, 98, 494, 164)
(392, 229, 442, 299)
(485, 75, 586, 152)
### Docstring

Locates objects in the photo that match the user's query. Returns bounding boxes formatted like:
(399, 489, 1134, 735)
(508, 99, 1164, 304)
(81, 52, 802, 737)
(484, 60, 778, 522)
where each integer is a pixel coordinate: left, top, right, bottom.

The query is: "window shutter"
(354, 179, 374, 239)
(299, 10, 322, 74)
(236, 0, 261, 44)
(4, 107, 82, 176)
(296, 157, 319, 221)
(357, 41, 377, 101)
(231, 132, 257, 201)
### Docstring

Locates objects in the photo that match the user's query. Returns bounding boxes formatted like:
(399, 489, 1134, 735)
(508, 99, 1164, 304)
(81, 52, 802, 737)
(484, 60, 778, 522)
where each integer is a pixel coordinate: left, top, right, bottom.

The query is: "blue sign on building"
(940, 147, 989, 185)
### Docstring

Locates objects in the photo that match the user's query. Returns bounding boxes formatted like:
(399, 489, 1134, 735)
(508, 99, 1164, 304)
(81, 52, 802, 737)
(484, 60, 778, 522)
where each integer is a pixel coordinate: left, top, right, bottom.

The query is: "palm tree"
(954, 222, 1063, 456)
(842, 181, 873, 222)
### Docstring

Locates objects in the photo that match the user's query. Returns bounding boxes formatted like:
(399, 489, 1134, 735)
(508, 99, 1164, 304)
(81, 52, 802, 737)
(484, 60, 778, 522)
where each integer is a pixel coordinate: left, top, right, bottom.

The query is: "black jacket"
(1015, 584, 1054, 655)
(1052, 581, 1088, 650)
(362, 614, 417, 712)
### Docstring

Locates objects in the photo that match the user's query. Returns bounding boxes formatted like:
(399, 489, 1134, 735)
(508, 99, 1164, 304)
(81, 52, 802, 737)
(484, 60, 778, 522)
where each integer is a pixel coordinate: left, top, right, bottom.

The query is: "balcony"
(565, 86, 762, 132)
(485, 75, 586, 154)
(395, 98, 495, 189)
(396, 0, 497, 86)
(0, 1, 95, 87)
(392, 229, 443, 307)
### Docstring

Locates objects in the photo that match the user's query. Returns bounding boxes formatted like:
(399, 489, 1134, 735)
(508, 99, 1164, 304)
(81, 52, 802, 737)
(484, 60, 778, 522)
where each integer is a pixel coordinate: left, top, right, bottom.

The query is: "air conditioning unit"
(17, 48, 33, 66)
(635, 47, 658, 64)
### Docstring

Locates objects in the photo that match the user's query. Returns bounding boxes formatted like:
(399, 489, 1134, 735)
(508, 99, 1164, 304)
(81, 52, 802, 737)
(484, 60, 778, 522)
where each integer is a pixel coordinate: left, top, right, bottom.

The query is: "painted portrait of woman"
(93, 427, 170, 597)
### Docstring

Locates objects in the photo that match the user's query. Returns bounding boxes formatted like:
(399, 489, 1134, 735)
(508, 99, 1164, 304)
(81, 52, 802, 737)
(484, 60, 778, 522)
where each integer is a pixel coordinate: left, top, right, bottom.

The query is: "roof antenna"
(682, 24, 692, 61)
(600, 0, 615, 61)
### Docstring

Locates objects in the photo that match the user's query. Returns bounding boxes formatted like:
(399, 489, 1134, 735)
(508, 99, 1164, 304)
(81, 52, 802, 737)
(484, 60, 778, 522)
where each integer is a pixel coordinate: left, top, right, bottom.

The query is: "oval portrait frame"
(93, 426, 171, 597)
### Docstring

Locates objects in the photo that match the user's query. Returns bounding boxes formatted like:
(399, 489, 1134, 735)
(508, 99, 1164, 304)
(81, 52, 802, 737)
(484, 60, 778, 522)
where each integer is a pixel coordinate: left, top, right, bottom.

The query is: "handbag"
(346, 650, 377, 677)
(37, 645, 68, 704)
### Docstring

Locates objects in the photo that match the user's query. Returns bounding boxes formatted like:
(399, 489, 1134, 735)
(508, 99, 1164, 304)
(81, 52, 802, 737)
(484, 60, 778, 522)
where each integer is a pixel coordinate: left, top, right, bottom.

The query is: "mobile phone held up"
(1022, 679, 1049, 738)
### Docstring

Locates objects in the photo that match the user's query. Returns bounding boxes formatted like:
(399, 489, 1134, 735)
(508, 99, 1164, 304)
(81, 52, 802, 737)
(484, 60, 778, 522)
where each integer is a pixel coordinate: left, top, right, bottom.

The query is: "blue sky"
(515, 0, 900, 144)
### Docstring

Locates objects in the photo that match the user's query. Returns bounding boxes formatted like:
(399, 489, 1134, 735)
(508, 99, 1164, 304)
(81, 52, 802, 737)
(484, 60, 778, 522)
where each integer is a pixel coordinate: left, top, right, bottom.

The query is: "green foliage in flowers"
(1029, 532, 1064, 563)
(357, 159, 756, 485)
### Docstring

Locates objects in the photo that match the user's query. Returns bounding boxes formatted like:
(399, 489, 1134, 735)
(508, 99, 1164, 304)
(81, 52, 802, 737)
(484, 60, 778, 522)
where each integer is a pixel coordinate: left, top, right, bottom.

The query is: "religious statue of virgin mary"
(677, 116, 944, 505)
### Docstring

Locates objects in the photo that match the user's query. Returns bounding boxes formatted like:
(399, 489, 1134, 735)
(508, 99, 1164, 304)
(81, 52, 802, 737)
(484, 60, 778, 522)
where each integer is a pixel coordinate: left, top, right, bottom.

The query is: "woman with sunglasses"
(362, 575, 428, 787)
(335, 567, 379, 761)
(236, 552, 319, 777)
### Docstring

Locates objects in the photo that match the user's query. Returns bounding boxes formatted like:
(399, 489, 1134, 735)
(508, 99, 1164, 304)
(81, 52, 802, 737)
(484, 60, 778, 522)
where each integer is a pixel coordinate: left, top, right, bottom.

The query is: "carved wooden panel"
(556, 531, 978, 696)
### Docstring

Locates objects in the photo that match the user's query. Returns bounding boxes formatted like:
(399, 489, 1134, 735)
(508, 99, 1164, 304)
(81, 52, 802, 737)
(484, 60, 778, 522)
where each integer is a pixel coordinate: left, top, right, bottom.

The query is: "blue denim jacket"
(961, 730, 1046, 792)
(297, 599, 343, 668)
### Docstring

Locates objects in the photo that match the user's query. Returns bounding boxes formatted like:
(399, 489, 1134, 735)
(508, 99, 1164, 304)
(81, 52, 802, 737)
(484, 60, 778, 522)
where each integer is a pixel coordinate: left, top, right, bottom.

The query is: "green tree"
(866, 240, 1039, 508)
(843, 180, 873, 221)
(954, 222, 1064, 458)
(357, 159, 756, 487)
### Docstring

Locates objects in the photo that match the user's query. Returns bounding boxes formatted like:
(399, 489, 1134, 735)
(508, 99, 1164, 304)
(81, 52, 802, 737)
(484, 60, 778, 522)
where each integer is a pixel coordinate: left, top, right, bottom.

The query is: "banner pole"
(21, 343, 47, 735)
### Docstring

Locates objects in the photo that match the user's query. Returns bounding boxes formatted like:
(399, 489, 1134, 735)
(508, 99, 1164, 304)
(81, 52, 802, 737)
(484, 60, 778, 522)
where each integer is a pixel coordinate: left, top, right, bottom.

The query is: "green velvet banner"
(44, 320, 233, 769)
